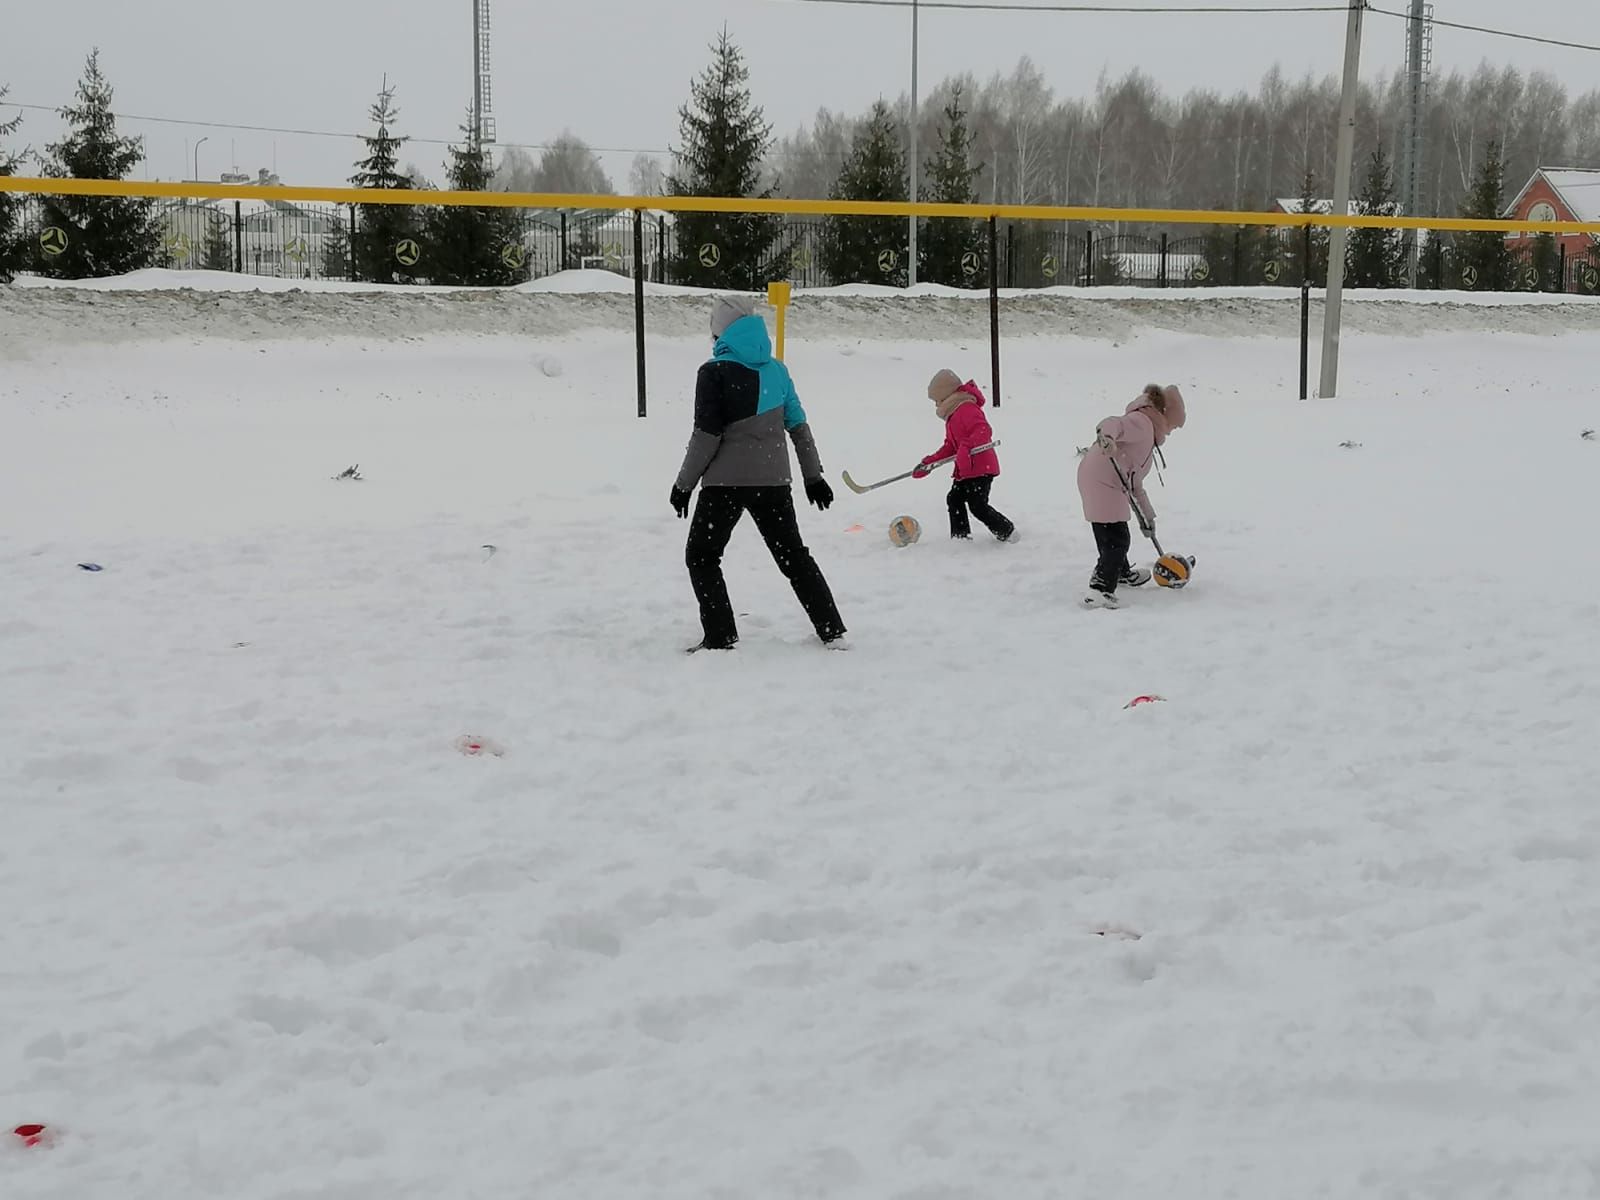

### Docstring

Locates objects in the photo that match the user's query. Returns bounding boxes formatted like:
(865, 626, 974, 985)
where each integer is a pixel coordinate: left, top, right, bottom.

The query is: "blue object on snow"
(77, 563, 103, 572)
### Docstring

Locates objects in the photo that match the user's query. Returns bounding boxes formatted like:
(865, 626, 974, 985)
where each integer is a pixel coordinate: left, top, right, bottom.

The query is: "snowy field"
(3, 276, 1599, 1200)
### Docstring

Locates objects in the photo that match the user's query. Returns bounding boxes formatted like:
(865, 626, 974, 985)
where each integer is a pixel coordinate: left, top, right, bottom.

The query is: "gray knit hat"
(710, 294, 757, 339)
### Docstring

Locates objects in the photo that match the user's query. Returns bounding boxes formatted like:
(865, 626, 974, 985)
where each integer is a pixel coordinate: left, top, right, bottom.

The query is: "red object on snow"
(13, 1124, 47, 1147)
(1124, 694, 1166, 708)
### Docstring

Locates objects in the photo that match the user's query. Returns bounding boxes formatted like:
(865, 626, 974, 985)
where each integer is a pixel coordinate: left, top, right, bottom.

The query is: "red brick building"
(1502, 168, 1600, 255)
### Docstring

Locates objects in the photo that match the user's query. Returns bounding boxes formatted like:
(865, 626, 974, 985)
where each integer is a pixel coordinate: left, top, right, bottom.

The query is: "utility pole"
(908, 0, 919, 287)
(1400, 0, 1432, 286)
(1318, 0, 1367, 399)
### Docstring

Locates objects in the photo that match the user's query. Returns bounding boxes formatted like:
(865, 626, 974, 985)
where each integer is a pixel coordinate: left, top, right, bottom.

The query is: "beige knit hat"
(926, 368, 963, 403)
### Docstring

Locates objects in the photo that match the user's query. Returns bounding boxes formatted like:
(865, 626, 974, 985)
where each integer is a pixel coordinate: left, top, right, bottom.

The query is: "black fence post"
(1299, 287, 1311, 401)
(989, 216, 1001, 410)
(1299, 223, 1311, 399)
(1159, 232, 1169, 288)
(1084, 230, 1094, 287)
(233, 201, 243, 273)
(1233, 229, 1242, 286)
(634, 209, 647, 419)
(349, 204, 359, 282)
(1558, 242, 1568, 294)
(560, 211, 569, 272)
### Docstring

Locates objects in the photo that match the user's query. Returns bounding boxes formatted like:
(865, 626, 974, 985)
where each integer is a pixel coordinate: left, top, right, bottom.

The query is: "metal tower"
(1400, 0, 1433, 285)
(472, 0, 496, 147)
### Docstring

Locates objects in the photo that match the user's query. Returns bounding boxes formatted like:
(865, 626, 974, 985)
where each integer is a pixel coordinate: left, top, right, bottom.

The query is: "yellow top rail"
(3, 175, 1600, 238)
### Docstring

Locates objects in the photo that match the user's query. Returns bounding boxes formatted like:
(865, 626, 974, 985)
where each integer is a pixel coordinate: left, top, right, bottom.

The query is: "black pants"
(1091, 521, 1132, 593)
(686, 486, 846, 647)
(946, 476, 1014, 540)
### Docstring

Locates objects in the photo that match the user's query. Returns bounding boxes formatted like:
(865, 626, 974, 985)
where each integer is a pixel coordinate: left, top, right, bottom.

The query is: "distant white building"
(1273, 197, 1333, 216)
(157, 172, 344, 277)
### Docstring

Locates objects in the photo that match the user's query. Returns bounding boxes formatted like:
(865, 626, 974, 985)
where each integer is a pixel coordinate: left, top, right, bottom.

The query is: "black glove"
(804, 477, 834, 512)
(670, 486, 692, 518)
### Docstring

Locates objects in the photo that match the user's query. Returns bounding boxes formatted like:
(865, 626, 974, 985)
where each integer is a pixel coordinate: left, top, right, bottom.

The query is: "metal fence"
(6, 193, 1599, 296)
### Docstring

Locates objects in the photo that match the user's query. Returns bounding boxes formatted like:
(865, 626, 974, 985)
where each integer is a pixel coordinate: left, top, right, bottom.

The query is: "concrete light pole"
(908, 0, 919, 288)
(1317, 0, 1367, 399)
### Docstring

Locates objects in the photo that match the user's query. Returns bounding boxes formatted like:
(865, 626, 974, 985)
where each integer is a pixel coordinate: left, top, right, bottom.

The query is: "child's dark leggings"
(947, 477, 1013, 539)
(1091, 521, 1131, 592)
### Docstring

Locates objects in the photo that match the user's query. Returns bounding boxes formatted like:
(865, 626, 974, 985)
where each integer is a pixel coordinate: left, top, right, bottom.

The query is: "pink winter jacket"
(1076, 397, 1164, 524)
(921, 383, 1000, 480)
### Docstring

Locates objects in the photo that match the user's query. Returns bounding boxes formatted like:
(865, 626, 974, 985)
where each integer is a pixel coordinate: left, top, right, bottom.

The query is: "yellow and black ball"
(888, 515, 922, 548)
(1153, 554, 1193, 589)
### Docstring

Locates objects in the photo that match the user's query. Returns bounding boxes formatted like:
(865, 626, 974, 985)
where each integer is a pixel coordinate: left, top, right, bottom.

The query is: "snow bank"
(515, 268, 709, 297)
(6, 271, 1600, 352)
(18, 265, 1600, 308)
(10, 267, 477, 295)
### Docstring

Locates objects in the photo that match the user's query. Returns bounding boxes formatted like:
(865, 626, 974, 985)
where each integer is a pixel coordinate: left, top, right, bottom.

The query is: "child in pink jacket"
(912, 369, 1016, 542)
(1075, 383, 1186, 609)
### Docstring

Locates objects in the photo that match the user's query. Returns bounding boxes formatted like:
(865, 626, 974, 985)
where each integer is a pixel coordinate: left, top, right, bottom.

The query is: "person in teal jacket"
(672, 296, 847, 652)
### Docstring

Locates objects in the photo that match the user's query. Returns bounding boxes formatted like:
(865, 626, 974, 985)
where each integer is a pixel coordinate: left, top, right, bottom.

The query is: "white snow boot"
(1121, 565, 1151, 588)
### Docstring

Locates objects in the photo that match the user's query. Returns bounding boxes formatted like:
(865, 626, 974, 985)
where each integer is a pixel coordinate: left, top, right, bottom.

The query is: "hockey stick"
(1105, 451, 1165, 555)
(841, 440, 998, 495)
(1106, 445, 1197, 576)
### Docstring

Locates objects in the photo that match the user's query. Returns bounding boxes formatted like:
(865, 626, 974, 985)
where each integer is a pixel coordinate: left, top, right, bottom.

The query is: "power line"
(0, 101, 670, 157)
(1368, 6, 1600, 55)
(787, 0, 1346, 11)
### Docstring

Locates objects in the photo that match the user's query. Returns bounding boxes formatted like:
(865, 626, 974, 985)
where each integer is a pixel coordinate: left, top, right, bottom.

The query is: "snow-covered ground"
(3, 281, 1599, 1200)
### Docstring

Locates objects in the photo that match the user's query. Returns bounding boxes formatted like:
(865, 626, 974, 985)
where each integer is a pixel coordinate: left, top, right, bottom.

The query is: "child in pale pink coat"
(1075, 383, 1186, 609)
(912, 369, 1016, 541)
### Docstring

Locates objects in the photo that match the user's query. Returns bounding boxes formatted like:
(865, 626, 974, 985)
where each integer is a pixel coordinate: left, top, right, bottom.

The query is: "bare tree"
(493, 146, 539, 192)
(761, 52, 1600, 225)
(628, 153, 664, 196)
(496, 132, 612, 195)
(1005, 57, 1054, 205)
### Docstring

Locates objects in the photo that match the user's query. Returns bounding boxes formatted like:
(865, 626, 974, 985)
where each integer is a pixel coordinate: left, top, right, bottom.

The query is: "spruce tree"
(1198, 222, 1270, 286)
(0, 85, 23, 282)
(201, 213, 232, 272)
(425, 116, 523, 286)
(350, 81, 421, 284)
(666, 30, 781, 288)
(1283, 169, 1328, 287)
(320, 213, 351, 280)
(821, 101, 908, 287)
(1528, 231, 1560, 292)
(36, 52, 161, 280)
(919, 87, 984, 288)
(1456, 141, 1514, 291)
(1346, 146, 1404, 289)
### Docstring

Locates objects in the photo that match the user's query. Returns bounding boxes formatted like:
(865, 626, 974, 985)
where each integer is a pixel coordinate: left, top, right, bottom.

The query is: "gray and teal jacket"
(674, 314, 824, 491)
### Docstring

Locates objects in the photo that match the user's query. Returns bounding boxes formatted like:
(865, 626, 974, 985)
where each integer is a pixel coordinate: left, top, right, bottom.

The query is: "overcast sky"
(3, 1, 1598, 189)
